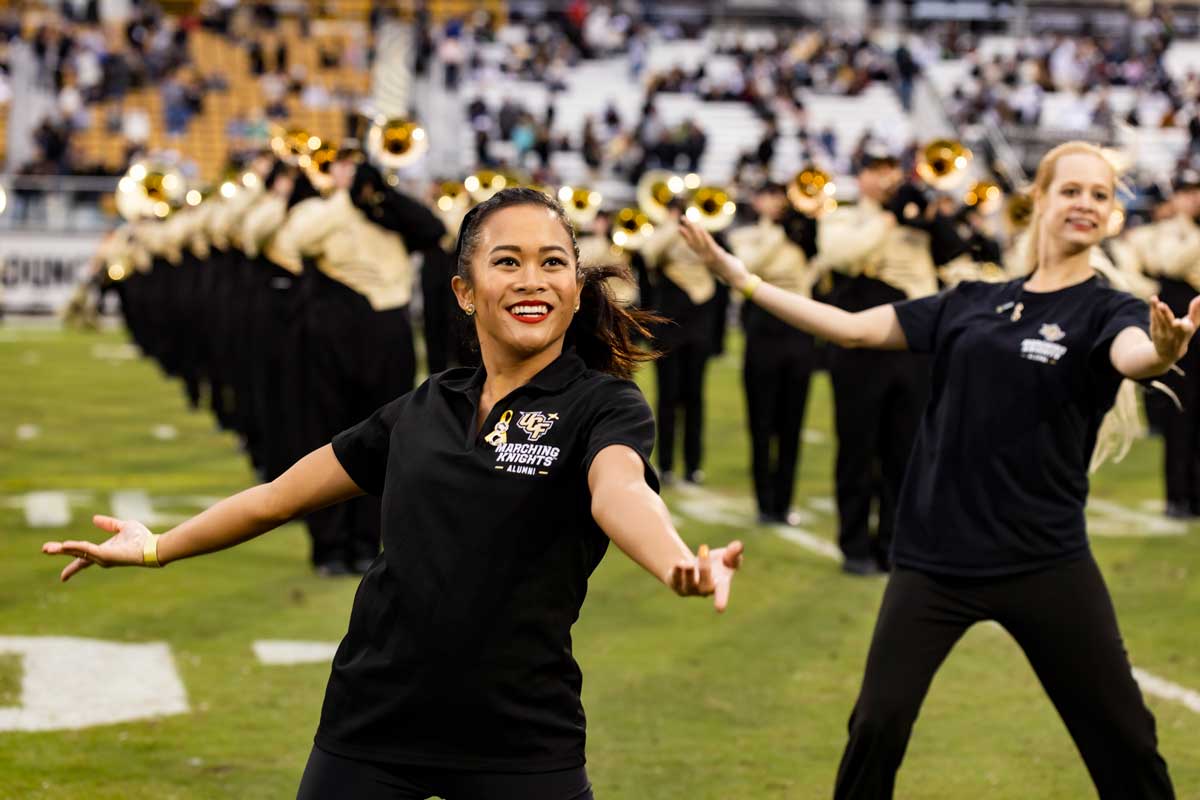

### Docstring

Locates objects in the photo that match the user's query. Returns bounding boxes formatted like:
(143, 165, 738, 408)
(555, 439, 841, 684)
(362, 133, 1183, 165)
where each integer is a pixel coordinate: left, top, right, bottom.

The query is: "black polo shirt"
(892, 276, 1149, 576)
(315, 350, 657, 771)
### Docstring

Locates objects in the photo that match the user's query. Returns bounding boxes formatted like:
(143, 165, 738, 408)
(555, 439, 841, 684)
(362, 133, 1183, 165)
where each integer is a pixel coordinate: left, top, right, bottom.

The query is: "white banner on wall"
(0, 232, 103, 314)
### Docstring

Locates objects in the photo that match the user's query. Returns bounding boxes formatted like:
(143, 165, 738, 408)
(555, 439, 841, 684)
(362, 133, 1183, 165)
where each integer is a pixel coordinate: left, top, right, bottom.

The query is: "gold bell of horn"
(115, 160, 186, 221)
(916, 138, 973, 192)
(963, 180, 1003, 215)
(611, 206, 655, 251)
(366, 117, 428, 171)
(684, 184, 737, 232)
(637, 169, 688, 225)
(787, 166, 837, 216)
(464, 169, 511, 203)
(558, 185, 603, 229)
(270, 126, 322, 168)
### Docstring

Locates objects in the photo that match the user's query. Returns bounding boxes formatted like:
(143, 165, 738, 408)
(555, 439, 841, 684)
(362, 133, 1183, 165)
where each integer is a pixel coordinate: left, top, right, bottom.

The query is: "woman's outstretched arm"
(678, 216, 909, 350)
(42, 445, 362, 582)
(588, 445, 743, 612)
(1110, 294, 1200, 380)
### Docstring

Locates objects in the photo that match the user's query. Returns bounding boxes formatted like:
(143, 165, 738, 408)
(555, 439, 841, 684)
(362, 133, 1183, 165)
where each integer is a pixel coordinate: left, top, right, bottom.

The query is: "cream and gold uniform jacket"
(240, 194, 290, 263)
(208, 182, 265, 253)
(1117, 214, 1200, 291)
(728, 217, 816, 297)
(814, 198, 938, 299)
(266, 190, 413, 310)
(639, 218, 716, 304)
(577, 234, 638, 306)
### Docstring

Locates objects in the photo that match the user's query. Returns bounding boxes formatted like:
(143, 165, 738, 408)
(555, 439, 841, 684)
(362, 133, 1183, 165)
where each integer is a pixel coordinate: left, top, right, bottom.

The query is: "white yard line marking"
(1085, 498, 1187, 537)
(15, 424, 40, 441)
(90, 343, 140, 361)
(1132, 668, 1200, 714)
(4, 491, 73, 527)
(151, 424, 178, 441)
(252, 640, 339, 666)
(0, 637, 188, 731)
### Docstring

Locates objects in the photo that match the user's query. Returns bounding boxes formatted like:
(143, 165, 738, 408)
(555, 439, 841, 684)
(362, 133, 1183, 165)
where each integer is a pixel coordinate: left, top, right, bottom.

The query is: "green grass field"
(0, 324, 1197, 799)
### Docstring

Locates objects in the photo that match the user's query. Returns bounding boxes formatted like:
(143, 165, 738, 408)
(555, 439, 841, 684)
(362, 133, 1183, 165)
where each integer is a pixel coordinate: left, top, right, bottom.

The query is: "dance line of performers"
(44, 139, 1199, 797)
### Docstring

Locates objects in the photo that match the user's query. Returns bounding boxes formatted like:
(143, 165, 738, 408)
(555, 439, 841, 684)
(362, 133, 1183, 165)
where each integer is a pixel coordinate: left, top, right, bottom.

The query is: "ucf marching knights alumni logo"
(517, 411, 558, 441)
(1039, 323, 1066, 342)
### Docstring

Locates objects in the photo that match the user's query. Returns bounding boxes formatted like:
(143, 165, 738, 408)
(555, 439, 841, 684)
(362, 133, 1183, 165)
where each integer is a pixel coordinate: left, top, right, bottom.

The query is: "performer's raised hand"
(678, 215, 751, 288)
(669, 541, 745, 612)
(42, 515, 157, 582)
(1149, 294, 1200, 364)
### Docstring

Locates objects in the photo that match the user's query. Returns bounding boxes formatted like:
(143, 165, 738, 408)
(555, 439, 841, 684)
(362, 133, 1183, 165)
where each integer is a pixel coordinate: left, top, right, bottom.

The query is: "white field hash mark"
(666, 483, 1200, 716)
(0, 637, 188, 731)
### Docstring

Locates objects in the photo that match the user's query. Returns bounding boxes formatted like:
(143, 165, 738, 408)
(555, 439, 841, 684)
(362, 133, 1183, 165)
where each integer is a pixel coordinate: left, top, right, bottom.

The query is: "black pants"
(743, 326, 814, 517)
(829, 348, 928, 566)
(834, 555, 1174, 799)
(303, 272, 415, 566)
(654, 338, 709, 476)
(297, 746, 594, 800)
(1156, 278, 1200, 512)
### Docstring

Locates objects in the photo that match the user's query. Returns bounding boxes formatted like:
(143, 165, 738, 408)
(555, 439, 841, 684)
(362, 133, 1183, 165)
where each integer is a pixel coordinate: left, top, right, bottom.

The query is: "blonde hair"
(1015, 141, 1142, 472)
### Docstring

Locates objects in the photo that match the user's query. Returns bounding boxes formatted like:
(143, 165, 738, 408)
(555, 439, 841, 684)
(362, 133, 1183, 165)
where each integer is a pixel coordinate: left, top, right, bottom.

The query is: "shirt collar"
(440, 349, 588, 396)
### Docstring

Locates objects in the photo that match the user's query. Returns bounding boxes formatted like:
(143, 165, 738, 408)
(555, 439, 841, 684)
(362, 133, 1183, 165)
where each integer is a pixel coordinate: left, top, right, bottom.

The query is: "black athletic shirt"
(892, 276, 1149, 576)
(317, 350, 657, 771)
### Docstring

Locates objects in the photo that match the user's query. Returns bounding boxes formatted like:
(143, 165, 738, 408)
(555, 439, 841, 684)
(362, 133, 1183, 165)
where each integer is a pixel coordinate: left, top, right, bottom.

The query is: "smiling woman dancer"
(43, 187, 743, 800)
(680, 141, 1189, 799)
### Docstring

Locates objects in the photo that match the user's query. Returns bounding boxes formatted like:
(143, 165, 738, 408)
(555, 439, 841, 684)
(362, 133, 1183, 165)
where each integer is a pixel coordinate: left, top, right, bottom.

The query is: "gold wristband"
(144, 534, 161, 568)
(741, 274, 763, 300)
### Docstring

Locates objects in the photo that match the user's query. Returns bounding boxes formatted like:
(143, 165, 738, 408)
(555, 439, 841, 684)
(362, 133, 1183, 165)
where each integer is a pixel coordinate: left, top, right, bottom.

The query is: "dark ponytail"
(455, 187, 661, 380)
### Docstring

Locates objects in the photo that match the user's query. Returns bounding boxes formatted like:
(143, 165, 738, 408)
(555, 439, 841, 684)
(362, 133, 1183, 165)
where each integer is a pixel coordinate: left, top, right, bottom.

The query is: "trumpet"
(1005, 191, 1035, 231)
(916, 138, 973, 192)
(787, 166, 837, 216)
(611, 206, 654, 250)
(116, 160, 186, 221)
(366, 117, 428, 171)
(558, 185, 602, 229)
(684, 184, 737, 232)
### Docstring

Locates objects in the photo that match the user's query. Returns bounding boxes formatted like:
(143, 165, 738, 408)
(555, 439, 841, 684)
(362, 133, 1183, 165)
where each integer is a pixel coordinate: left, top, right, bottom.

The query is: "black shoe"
(350, 557, 376, 575)
(1165, 501, 1196, 520)
(315, 560, 352, 577)
(685, 469, 705, 485)
(841, 558, 884, 577)
(757, 511, 779, 525)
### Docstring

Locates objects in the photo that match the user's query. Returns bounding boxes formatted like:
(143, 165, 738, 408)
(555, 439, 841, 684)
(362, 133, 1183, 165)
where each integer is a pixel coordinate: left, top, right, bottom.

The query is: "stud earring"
(465, 304, 475, 316)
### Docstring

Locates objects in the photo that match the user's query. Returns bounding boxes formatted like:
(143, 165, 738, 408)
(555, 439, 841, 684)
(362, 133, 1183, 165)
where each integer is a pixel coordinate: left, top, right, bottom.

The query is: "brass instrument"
(684, 184, 737, 232)
(611, 206, 654, 250)
(116, 160, 186, 221)
(963, 180, 1003, 215)
(270, 126, 322, 168)
(558, 185, 602, 229)
(1005, 191, 1035, 231)
(366, 117, 428, 171)
(306, 140, 340, 192)
(787, 167, 837, 216)
(464, 169, 511, 203)
(916, 138, 973, 192)
(636, 169, 688, 224)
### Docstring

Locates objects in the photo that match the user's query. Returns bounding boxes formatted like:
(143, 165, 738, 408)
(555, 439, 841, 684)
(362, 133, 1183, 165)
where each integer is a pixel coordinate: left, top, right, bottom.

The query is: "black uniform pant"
(297, 746, 593, 800)
(655, 337, 709, 476)
(1156, 278, 1200, 512)
(303, 272, 416, 566)
(830, 348, 928, 566)
(834, 554, 1174, 799)
(744, 327, 814, 517)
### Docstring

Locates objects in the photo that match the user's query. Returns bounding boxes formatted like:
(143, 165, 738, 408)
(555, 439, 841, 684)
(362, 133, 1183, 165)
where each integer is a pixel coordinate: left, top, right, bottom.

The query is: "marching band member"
(640, 200, 728, 485)
(728, 181, 818, 524)
(813, 147, 941, 574)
